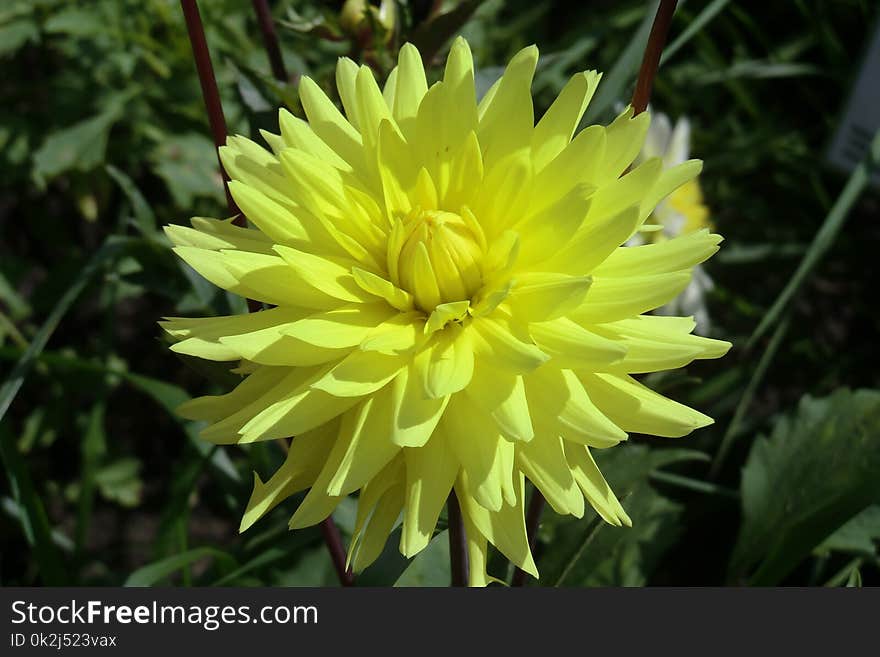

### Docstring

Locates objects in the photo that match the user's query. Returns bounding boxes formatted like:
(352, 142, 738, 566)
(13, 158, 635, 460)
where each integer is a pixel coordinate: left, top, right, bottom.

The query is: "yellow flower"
(162, 38, 730, 586)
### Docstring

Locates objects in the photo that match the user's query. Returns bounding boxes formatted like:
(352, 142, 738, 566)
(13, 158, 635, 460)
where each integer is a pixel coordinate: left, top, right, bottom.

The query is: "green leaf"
(32, 110, 120, 182)
(150, 134, 224, 207)
(731, 389, 880, 585)
(394, 530, 450, 587)
(124, 548, 237, 587)
(815, 506, 880, 558)
(95, 458, 144, 508)
(0, 19, 38, 57)
(43, 7, 105, 37)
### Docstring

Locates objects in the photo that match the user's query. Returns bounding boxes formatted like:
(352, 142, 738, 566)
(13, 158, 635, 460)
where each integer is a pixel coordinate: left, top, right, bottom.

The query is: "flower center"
(396, 209, 484, 312)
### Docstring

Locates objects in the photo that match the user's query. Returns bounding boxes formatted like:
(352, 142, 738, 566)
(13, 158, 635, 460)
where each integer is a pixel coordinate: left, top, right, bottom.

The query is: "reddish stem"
(631, 0, 678, 115)
(179, 0, 241, 220)
(512, 490, 544, 586)
(320, 517, 355, 587)
(251, 0, 289, 83)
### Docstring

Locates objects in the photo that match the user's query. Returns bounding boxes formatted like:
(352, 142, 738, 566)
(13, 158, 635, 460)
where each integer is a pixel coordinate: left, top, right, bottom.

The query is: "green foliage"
(731, 390, 880, 585)
(540, 445, 705, 586)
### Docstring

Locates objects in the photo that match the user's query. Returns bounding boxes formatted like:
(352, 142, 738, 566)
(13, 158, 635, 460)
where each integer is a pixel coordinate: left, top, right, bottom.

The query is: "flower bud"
(398, 210, 484, 312)
(339, 0, 396, 44)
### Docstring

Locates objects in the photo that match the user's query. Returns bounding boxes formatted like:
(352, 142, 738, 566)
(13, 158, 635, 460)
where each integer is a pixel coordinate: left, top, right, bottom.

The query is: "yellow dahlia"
(162, 38, 730, 586)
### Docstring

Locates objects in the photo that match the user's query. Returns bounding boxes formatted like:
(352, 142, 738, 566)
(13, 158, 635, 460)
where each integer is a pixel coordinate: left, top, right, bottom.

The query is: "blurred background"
(1, 0, 879, 587)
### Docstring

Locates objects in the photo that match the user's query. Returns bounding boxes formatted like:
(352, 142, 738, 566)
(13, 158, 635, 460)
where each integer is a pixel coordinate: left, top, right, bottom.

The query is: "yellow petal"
(525, 366, 627, 448)
(240, 423, 334, 532)
(579, 372, 713, 437)
(326, 390, 403, 496)
(393, 43, 427, 134)
(272, 244, 372, 305)
(477, 45, 538, 169)
(564, 442, 631, 526)
(298, 75, 367, 175)
(401, 426, 459, 556)
(594, 228, 722, 277)
(470, 315, 549, 373)
(591, 315, 730, 373)
(281, 304, 396, 349)
(443, 395, 512, 512)
(531, 70, 601, 171)
(506, 272, 593, 321)
(310, 349, 405, 397)
(414, 323, 475, 398)
(456, 470, 538, 577)
(388, 368, 449, 447)
(529, 317, 626, 370)
(518, 434, 584, 517)
(464, 360, 533, 442)
(278, 108, 352, 171)
(572, 271, 691, 324)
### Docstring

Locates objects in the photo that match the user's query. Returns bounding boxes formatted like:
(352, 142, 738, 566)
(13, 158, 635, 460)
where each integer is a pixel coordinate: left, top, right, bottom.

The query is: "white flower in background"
(627, 110, 715, 333)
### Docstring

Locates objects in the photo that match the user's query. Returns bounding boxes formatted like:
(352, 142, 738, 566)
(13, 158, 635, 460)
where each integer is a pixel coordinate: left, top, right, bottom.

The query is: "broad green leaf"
(43, 7, 105, 37)
(32, 110, 120, 182)
(731, 389, 880, 585)
(815, 505, 880, 559)
(0, 19, 38, 57)
(395, 530, 450, 587)
(95, 458, 144, 508)
(150, 134, 224, 207)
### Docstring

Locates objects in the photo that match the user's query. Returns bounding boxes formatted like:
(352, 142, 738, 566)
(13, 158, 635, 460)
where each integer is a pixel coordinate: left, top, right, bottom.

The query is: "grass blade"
(0, 237, 127, 423)
(0, 424, 68, 584)
(553, 515, 605, 587)
(747, 128, 880, 349)
(124, 547, 237, 586)
(661, 0, 731, 63)
(711, 314, 791, 478)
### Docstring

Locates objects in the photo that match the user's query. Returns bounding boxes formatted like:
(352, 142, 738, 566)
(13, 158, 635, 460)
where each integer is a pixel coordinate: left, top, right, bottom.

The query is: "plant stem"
(511, 490, 545, 586)
(320, 518, 355, 587)
(447, 492, 468, 586)
(251, 0, 289, 83)
(631, 0, 678, 114)
(179, 0, 240, 219)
